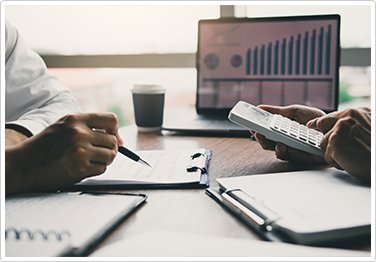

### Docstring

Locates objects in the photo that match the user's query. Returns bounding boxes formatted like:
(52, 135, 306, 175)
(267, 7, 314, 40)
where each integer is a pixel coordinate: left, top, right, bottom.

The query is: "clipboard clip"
(221, 189, 280, 232)
(186, 152, 207, 174)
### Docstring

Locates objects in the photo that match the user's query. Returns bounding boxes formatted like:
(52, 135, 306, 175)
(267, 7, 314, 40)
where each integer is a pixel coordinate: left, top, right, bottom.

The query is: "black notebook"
(72, 148, 211, 189)
(5, 192, 147, 257)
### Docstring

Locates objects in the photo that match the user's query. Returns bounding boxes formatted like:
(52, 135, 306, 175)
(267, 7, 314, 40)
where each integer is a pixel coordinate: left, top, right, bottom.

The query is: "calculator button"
(309, 141, 317, 146)
(271, 114, 325, 151)
(292, 122, 299, 127)
(308, 138, 317, 145)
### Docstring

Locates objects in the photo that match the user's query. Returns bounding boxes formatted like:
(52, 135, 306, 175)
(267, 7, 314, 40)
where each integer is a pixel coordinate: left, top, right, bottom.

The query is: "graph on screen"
(245, 25, 333, 76)
(198, 16, 340, 112)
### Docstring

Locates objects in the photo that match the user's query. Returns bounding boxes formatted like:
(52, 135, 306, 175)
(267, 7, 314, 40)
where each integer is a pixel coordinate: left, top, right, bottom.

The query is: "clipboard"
(71, 148, 211, 190)
(206, 168, 371, 246)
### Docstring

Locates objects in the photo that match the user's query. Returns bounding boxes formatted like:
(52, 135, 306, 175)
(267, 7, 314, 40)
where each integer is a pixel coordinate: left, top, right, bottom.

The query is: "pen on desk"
(92, 128, 151, 167)
(118, 146, 151, 168)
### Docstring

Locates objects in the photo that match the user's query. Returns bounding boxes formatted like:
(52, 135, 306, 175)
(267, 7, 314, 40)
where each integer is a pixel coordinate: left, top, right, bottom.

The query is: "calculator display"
(248, 106, 272, 126)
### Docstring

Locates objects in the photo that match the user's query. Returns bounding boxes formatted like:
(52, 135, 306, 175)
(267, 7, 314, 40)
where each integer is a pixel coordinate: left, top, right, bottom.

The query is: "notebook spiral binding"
(5, 227, 70, 242)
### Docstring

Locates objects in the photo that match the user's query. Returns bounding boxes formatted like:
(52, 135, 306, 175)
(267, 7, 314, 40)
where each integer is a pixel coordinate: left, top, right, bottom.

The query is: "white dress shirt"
(5, 21, 80, 136)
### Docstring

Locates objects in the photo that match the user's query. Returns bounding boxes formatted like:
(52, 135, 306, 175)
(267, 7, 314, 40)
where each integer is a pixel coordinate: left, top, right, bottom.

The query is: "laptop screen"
(197, 15, 340, 114)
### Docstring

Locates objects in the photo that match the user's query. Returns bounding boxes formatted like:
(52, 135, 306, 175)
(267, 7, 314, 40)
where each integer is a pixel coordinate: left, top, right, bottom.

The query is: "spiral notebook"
(72, 148, 211, 189)
(5, 191, 147, 257)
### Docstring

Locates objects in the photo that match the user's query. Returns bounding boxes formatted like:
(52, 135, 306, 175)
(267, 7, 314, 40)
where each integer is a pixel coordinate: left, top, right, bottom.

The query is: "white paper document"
(75, 148, 210, 188)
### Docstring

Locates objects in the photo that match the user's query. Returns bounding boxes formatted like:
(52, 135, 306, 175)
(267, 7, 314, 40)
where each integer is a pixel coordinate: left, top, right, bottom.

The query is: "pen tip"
(140, 158, 152, 168)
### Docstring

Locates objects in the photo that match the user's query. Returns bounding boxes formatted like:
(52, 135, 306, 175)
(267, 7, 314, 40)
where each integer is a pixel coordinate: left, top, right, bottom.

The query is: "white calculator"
(228, 101, 324, 157)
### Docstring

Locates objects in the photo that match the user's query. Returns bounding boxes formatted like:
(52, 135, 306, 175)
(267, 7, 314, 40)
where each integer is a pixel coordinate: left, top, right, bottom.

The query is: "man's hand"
(253, 104, 326, 164)
(6, 113, 123, 195)
(307, 107, 371, 183)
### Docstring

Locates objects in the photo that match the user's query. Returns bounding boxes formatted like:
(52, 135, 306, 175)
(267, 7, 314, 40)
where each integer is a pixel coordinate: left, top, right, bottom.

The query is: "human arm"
(307, 107, 371, 183)
(5, 113, 124, 195)
(4, 22, 126, 194)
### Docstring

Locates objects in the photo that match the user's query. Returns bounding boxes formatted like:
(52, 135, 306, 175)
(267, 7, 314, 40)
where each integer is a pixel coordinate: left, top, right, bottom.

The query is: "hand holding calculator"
(228, 101, 325, 157)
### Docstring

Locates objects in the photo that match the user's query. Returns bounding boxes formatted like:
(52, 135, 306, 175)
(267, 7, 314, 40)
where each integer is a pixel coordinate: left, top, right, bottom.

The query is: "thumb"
(258, 105, 289, 117)
(82, 113, 124, 146)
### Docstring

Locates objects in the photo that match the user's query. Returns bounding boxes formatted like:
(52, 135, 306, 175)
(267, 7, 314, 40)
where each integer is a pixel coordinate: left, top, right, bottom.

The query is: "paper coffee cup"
(131, 84, 166, 132)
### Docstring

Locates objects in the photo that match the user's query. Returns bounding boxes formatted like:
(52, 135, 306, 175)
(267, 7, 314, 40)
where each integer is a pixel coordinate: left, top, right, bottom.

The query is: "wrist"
(5, 128, 30, 147)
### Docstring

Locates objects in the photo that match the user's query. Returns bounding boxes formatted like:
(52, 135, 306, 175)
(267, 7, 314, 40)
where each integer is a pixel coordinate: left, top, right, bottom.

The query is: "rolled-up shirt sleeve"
(5, 20, 80, 135)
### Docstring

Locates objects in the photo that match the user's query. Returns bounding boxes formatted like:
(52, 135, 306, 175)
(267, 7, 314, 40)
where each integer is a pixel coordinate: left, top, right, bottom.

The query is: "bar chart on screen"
(245, 25, 333, 77)
(198, 16, 339, 111)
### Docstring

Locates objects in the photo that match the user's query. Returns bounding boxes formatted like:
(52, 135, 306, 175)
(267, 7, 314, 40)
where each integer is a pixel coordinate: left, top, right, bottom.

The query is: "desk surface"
(92, 125, 370, 256)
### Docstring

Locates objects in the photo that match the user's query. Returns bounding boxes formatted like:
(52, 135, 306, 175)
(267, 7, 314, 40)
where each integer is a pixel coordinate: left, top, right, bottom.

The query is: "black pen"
(118, 146, 151, 168)
(92, 128, 151, 167)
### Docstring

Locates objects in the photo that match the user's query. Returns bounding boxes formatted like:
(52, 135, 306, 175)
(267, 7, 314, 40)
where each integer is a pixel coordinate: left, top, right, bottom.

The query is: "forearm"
(5, 146, 30, 195)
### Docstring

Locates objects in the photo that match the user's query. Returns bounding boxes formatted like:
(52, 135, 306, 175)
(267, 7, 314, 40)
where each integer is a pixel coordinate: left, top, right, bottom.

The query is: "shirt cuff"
(5, 120, 46, 136)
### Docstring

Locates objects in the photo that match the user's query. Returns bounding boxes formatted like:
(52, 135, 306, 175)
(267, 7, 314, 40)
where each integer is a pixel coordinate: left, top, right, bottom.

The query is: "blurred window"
(6, 5, 220, 55)
(239, 4, 371, 48)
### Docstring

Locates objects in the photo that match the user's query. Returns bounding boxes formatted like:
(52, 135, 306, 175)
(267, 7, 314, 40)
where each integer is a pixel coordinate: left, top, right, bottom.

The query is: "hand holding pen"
(6, 113, 132, 194)
(92, 127, 151, 168)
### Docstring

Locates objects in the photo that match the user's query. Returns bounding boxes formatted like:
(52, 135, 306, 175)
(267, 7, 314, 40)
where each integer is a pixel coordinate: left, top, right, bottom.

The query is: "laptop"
(162, 14, 341, 136)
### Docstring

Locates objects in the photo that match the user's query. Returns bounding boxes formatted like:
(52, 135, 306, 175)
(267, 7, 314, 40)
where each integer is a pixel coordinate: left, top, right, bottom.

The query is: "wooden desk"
(91, 125, 370, 256)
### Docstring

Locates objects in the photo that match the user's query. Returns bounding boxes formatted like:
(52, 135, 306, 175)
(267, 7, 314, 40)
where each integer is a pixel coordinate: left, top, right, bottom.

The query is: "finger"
(257, 105, 290, 117)
(309, 114, 339, 134)
(320, 131, 330, 152)
(85, 162, 108, 178)
(352, 122, 371, 149)
(89, 146, 117, 165)
(306, 118, 318, 128)
(254, 133, 276, 150)
(80, 113, 124, 146)
(259, 104, 325, 124)
(275, 143, 289, 160)
(320, 117, 349, 156)
(91, 131, 118, 150)
(116, 134, 124, 147)
(347, 108, 371, 129)
(322, 118, 360, 170)
(324, 134, 343, 170)
(320, 108, 371, 133)
(276, 143, 325, 164)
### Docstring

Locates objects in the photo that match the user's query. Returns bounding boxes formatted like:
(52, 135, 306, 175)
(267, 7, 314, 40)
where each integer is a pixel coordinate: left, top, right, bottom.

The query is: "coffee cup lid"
(132, 84, 166, 94)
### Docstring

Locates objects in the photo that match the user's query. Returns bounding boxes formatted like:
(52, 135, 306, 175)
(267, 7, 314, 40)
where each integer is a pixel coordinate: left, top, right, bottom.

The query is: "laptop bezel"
(196, 14, 341, 115)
